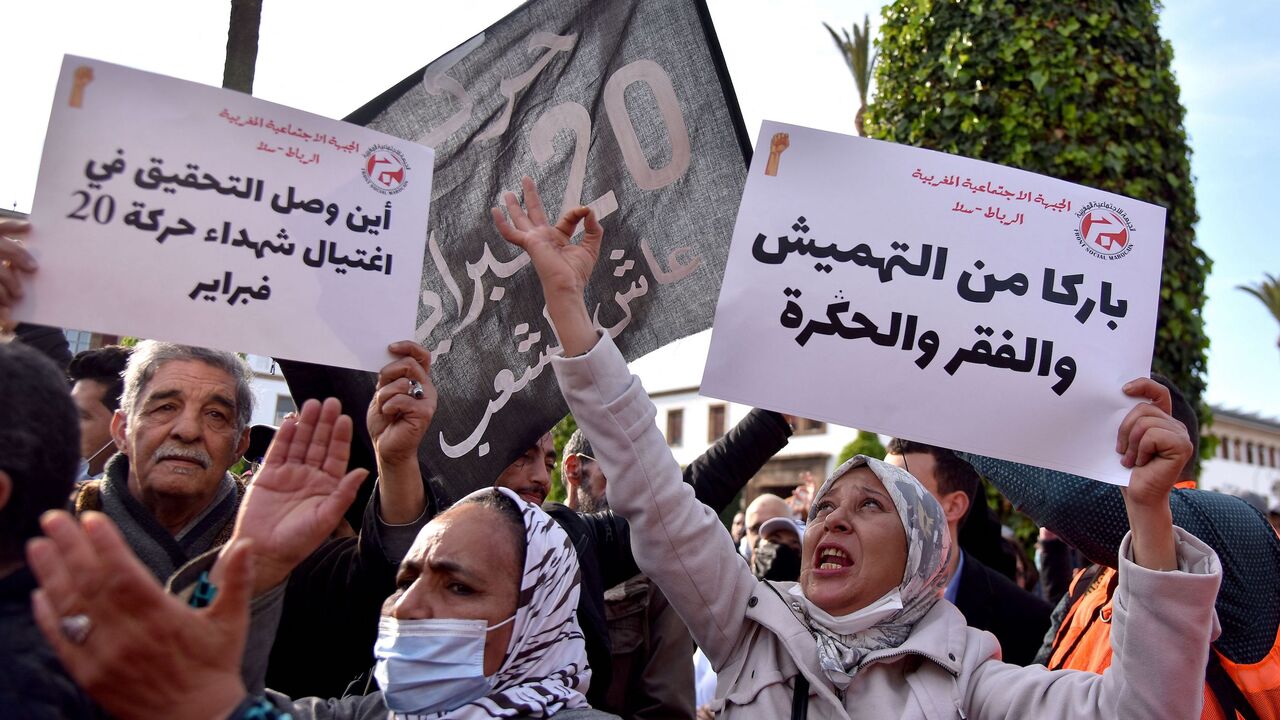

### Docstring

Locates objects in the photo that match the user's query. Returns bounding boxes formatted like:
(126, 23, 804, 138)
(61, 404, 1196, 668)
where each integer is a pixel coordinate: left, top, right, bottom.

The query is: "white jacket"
(552, 334, 1223, 719)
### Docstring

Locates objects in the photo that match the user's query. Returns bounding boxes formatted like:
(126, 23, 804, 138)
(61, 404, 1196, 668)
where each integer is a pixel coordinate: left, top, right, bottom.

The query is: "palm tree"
(222, 0, 262, 94)
(1238, 273, 1280, 349)
(824, 15, 877, 136)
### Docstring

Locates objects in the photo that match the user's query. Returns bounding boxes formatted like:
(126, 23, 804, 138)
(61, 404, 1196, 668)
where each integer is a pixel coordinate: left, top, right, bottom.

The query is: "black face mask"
(752, 538, 801, 582)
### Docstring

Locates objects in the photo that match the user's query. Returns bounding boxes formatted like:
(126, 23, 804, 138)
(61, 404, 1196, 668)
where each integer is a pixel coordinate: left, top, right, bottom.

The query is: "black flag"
(280, 0, 749, 507)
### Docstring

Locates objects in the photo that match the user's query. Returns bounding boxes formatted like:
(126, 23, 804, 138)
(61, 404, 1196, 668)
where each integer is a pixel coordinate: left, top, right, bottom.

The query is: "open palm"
(232, 397, 368, 592)
(491, 176, 603, 297)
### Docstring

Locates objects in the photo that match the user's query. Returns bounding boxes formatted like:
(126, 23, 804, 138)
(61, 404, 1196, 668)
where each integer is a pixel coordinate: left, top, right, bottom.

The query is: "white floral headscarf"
(800, 454, 952, 689)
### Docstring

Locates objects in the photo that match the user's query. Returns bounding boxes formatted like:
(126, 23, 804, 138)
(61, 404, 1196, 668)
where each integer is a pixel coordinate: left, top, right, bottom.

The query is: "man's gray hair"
(119, 341, 254, 433)
(563, 428, 593, 461)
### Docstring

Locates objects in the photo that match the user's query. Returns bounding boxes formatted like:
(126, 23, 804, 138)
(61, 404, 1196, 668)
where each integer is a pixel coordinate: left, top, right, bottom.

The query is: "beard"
(576, 486, 608, 513)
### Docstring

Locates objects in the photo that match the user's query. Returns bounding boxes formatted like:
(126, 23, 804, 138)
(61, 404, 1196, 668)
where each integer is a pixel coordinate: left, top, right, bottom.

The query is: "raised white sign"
(703, 122, 1167, 485)
(19, 55, 434, 371)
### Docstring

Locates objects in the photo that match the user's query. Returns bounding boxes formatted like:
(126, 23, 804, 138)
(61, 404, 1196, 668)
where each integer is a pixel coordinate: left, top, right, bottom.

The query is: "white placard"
(702, 122, 1167, 485)
(18, 55, 434, 372)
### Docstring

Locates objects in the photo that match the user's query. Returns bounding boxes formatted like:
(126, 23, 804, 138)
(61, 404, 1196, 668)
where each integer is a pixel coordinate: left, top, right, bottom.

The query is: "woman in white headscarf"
(28, 402, 618, 719)
(492, 178, 1224, 719)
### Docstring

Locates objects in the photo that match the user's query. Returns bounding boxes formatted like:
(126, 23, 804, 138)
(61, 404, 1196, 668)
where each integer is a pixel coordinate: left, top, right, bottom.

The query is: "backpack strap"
(1205, 650, 1261, 720)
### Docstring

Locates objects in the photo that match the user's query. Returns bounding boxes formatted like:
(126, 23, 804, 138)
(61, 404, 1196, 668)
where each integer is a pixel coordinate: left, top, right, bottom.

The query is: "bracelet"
(228, 696, 294, 720)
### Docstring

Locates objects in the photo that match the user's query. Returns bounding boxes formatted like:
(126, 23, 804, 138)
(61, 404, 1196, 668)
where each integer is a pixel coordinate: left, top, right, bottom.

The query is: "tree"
(1238, 273, 1280, 349)
(868, 0, 1212, 435)
(546, 413, 577, 504)
(824, 14, 878, 136)
(837, 430, 887, 465)
(222, 0, 262, 94)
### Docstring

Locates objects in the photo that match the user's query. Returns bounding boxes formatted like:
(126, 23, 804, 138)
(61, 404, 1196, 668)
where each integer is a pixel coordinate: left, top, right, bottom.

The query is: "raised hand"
(27, 511, 251, 719)
(492, 176, 603, 298)
(0, 220, 37, 332)
(232, 397, 369, 593)
(491, 176, 604, 357)
(369, 341, 437, 467)
(1115, 377, 1193, 570)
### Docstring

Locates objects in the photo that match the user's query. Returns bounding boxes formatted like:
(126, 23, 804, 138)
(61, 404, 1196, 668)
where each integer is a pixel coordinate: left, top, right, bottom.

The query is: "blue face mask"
(374, 614, 516, 715)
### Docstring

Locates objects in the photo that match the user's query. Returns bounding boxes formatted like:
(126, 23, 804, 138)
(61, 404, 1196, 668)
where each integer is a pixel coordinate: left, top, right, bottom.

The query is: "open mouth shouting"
(814, 542, 855, 575)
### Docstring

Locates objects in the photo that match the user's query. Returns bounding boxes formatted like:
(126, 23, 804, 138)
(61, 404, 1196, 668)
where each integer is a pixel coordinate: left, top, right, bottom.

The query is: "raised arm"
(965, 378, 1223, 718)
(685, 409, 792, 513)
(493, 177, 761, 664)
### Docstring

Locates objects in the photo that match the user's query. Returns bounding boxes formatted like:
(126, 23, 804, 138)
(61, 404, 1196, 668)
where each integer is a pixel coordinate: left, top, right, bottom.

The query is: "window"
(792, 417, 827, 435)
(666, 408, 684, 446)
(273, 395, 297, 425)
(1247, 442, 1256, 465)
(1219, 436, 1230, 459)
(708, 404, 727, 442)
(64, 329, 94, 355)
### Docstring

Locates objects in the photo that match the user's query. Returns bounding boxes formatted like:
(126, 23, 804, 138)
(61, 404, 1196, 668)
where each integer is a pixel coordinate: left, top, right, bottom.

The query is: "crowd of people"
(0, 175, 1277, 720)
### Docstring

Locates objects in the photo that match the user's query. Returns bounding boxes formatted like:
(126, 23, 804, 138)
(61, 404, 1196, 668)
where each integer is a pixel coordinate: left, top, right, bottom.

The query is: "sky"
(2, 0, 1277, 418)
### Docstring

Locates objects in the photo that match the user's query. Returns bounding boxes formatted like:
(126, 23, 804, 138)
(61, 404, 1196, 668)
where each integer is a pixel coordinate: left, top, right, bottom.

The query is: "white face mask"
(374, 614, 516, 715)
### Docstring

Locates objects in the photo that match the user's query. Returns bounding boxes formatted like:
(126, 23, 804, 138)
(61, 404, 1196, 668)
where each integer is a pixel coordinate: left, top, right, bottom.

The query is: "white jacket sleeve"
(965, 527, 1222, 720)
(551, 334, 759, 666)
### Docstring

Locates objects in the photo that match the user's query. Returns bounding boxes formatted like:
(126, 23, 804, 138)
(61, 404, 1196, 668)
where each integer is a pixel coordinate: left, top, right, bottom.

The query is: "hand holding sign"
(0, 220, 36, 332)
(491, 176, 603, 357)
(1115, 377, 1194, 571)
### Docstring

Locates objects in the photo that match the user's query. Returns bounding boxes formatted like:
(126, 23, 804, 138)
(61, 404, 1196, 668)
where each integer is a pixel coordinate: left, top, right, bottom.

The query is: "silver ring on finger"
(407, 379, 425, 400)
(60, 613, 93, 645)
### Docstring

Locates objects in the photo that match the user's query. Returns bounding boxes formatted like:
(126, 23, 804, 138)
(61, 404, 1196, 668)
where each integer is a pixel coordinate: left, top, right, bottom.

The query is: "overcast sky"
(3, 0, 1276, 418)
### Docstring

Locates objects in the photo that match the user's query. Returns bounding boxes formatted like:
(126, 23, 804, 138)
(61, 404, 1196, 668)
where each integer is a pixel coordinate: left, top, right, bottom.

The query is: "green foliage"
(837, 430, 888, 465)
(868, 1, 1212, 449)
(547, 413, 577, 504)
(1238, 273, 1280, 347)
(825, 14, 879, 134)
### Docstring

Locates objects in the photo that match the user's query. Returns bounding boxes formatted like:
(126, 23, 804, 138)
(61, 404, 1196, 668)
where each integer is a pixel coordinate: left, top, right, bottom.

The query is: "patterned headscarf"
(798, 455, 952, 689)
(400, 487, 591, 719)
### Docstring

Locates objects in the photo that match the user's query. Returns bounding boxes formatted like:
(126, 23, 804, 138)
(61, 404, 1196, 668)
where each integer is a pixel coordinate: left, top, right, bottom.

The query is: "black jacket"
(952, 550, 1052, 666)
(0, 567, 103, 719)
(547, 408, 792, 706)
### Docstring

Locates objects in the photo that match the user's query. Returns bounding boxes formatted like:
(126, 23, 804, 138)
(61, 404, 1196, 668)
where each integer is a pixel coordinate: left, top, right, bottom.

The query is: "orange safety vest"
(1049, 531, 1280, 719)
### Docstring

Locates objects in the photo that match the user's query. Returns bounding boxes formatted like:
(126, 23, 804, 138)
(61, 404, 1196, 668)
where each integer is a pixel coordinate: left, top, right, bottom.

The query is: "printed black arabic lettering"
(271, 186, 299, 214)
(84, 152, 126, 183)
(901, 314, 917, 352)
(1051, 356, 1077, 396)
(793, 300, 847, 347)
(327, 241, 351, 274)
(878, 242, 936, 284)
(188, 274, 221, 300)
(302, 239, 327, 268)
(122, 202, 163, 232)
(1099, 282, 1128, 320)
(1074, 298, 1096, 324)
(943, 326, 995, 375)
(1041, 268, 1084, 306)
(1036, 339, 1054, 376)
(915, 330, 940, 369)
(155, 218, 195, 244)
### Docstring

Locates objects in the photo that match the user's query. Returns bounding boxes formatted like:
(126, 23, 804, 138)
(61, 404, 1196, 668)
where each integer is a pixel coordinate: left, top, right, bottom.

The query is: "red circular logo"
(1079, 209, 1129, 255)
(364, 149, 406, 192)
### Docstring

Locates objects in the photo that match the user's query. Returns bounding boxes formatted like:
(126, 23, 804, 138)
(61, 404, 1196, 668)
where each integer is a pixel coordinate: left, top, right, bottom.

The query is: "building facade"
(1202, 407, 1280, 507)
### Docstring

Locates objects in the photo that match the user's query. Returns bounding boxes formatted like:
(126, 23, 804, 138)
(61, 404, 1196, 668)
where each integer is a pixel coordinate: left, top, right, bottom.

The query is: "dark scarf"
(74, 454, 243, 580)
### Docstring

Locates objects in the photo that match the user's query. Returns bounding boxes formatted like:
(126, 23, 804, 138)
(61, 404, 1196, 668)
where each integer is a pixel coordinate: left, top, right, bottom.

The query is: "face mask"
(374, 614, 516, 715)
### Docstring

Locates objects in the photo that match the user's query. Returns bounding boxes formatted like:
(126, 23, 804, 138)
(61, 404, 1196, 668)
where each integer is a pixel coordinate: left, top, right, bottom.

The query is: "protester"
(964, 375, 1280, 716)
(741, 492, 792, 561)
(562, 429, 695, 719)
(500, 177, 1223, 717)
(730, 511, 745, 546)
(27, 394, 617, 718)
(884, 439, 1051, 665)
(0, 342, 102, 718)
(66, 345, 132, 483)
(751, 516, 803, 582)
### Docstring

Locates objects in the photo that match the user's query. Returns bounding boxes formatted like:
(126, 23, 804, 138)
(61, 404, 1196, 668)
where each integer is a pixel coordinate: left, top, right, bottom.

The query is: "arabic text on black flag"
(281, 0, 748, 502)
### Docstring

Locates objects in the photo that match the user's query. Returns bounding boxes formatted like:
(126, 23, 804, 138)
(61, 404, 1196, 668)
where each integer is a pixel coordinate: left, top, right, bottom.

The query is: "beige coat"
(553, 335, 1223, 719)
